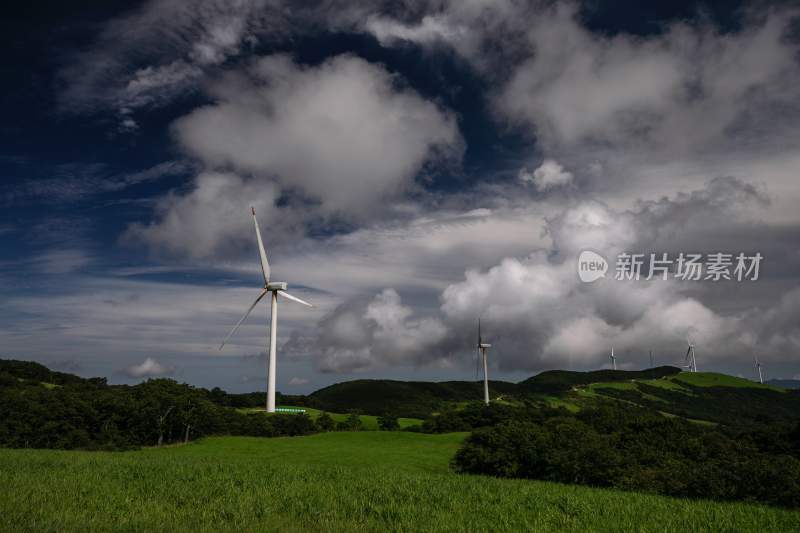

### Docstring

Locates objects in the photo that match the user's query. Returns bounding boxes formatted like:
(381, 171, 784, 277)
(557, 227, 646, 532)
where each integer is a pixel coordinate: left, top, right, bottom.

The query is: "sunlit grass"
(672, 372, 783, 391)
(1, 433, 798, 532)
(236, 406, 423, 430)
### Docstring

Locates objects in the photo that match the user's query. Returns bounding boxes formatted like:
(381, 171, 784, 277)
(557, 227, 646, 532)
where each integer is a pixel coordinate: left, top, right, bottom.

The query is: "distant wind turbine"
(649, 350, 654, 368)
(684, 336, 698, 373)
(754, 353, 764, 384)
(219, 207, 313, 413)
(610, 347, 617, 370)
(477, 320, 492, 405)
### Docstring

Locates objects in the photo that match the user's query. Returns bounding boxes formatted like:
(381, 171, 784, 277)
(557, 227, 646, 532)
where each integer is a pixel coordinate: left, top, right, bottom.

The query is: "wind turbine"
(649, 350, 654, 368)
(684, 336, 698, 372)
(754, 353, 764, 384)
(219, 207, 313, 413)
(610, 347, 617, 370)
(477, 320, 491, 405)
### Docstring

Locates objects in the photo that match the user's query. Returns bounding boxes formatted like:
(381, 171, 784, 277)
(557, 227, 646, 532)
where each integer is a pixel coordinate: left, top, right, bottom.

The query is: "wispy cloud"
(1, 160, 193, 207)
(31, 249, 93, 275)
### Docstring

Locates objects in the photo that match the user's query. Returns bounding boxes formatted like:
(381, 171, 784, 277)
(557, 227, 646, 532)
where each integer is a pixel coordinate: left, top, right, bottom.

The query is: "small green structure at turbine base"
(275, 407, 307, 414)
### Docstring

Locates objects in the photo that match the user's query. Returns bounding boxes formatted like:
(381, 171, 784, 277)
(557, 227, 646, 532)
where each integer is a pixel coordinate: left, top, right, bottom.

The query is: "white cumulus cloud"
(173, 54, 461, 218)
(125, 357, 175, 378)
(519, 159, 574, 191)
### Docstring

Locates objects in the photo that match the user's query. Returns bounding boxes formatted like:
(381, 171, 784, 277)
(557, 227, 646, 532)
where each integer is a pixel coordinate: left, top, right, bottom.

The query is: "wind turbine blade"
(251, 207, 271, 284)
(685, 346, 692, 362)
(478, 319, 482, 346)
(278, 291, 313, 307)
(219, 289, 268, 350)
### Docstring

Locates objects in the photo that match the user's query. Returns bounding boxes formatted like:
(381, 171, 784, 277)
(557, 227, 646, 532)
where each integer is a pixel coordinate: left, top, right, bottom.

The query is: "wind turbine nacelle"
(479, 343, 492, 348)
(267, 282, 287, 291)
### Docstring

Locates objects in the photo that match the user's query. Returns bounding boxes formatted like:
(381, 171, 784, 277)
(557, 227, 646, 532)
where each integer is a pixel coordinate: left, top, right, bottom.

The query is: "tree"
(378, 414, 399, 431)
(156, 406, 174, 447)
(316, 412, 335, 432)
(337, 413, 363, 431)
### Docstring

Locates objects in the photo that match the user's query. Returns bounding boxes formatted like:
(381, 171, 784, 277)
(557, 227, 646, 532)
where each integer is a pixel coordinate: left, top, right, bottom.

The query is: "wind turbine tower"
(754, 353, 764, 384)
(220, 207, 313, 412)
(610, 347, 617, 370)
(685, 336, 698, 372)
(477, 320, 492, 405)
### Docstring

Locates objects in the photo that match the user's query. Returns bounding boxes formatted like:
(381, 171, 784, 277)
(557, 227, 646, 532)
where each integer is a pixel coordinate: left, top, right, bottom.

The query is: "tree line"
(430, 402, 800, 508)
(0, 359, 409, 450)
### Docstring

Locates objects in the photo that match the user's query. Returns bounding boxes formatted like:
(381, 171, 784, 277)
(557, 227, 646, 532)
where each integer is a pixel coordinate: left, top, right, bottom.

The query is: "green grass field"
(1, 432, 798, 532)
(292, 407, 422, 430)
(236, 406, 423, 430)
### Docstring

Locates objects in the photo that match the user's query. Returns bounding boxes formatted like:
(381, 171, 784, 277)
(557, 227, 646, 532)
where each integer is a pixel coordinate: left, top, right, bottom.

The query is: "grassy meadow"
(236, 406, 423, 430)
(2, 432, 799, 532)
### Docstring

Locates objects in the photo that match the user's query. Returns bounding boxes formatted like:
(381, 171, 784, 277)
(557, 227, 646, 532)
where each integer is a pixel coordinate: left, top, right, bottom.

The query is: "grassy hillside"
(569, 371, 800, 428)
(672, 372, 784, 390)
(519, 366, 681, 393)
(2, 433, 798, 532)
(309, 379, 519, 418)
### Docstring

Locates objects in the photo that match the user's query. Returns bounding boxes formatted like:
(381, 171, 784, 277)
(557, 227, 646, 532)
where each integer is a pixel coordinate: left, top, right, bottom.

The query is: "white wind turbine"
(477, 320, 491, 405)
(610, 347, 617, 370)
(754, 353, 764, 384)
(684, 335, 698, 373)
(219, 207, 313, 413)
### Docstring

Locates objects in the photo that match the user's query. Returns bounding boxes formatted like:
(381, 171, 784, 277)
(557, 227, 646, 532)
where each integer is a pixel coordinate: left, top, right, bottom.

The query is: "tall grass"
(1, 433, 798, 532)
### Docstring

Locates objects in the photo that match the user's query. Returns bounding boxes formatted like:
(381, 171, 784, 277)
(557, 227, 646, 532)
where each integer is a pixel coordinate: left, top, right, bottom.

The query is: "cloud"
(288, 377, 309, 385)
(58, 0, 280, 122)
(127, 53, 462, 260)
(1, 160, 192, 206)
(283, 176, 795, 374)
(356, 2, 800, 229)
(124, 172, 287, 259)
(437, 202, 743, 371)
(31, 249, 93, 275)
(366, 15, 465, 47)
(359, 0, 532, 75)
(360, 3, 800, 155)
(173, 54, 461, 217)
(519, 159, 574, 191)
(286, 288, 447, 373)
(496, 5, 800, 153)
(125, 357, 175, 378)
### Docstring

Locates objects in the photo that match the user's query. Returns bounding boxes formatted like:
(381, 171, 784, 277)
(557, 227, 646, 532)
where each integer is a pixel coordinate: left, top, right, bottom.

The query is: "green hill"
(0, 359, 94, 387)
(568, 371, 800, 429)
(308, 378, 520, 418)
(305, 368, 800, 429)
(518, 366, 681, 393)
(4, 357, 797, 430)
(2, 433, 797, 532)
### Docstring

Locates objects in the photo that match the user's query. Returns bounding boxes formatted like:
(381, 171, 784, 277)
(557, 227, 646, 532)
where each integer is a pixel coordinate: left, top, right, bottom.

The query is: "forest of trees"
(442, 403, 800, 507)
(0, 360, 319, 449)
